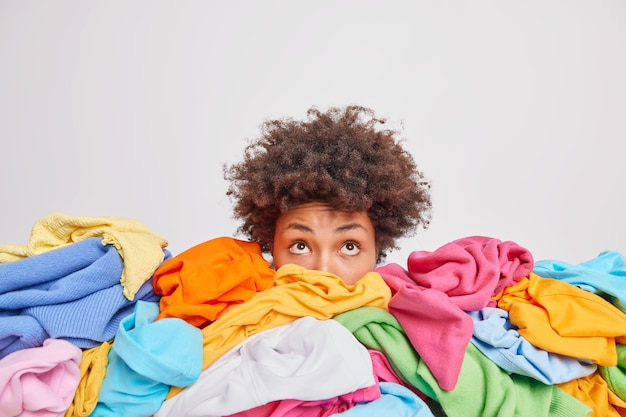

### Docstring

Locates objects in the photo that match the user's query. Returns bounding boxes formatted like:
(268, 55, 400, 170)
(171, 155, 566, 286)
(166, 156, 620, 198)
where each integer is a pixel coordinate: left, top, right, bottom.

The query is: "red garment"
(375, 235, 533, 391)
(152, 237, 275, 327)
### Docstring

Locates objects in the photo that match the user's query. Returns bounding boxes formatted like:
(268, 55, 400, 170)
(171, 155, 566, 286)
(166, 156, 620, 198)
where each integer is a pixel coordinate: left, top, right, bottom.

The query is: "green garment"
(334, 306, 591, 417)
(599, 343, 626, 401)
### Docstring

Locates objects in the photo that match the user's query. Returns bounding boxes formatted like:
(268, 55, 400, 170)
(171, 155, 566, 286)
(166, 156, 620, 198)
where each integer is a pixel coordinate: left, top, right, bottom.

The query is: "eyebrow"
(283, 222, 367, 234)
(334, 223, 367, 233)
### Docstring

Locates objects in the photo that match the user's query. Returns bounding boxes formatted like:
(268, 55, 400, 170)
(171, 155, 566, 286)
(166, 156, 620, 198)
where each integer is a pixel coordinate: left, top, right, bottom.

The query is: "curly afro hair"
(223, 105, 431, 261)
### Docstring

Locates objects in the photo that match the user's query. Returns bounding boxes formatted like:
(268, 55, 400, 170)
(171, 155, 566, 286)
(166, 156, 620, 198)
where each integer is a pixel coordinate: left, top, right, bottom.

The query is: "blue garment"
(0, 238, 122, 303)
(533, 250, 626, 312)
(330, 382, 435, 417)
(90, 300, 203, 417)
(0, 238, 163, 358)
(469, 307, 596, 384)
(0, 312, 47, 354)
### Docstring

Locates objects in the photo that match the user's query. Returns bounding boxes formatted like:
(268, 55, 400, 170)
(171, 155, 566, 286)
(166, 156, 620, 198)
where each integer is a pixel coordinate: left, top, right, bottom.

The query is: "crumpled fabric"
(91, 301, 203, 417)
(152, 237, 275, 327)
(376, 235, 533, 390)
(0, 338, 82, 416)
(0, 213, 168, 300)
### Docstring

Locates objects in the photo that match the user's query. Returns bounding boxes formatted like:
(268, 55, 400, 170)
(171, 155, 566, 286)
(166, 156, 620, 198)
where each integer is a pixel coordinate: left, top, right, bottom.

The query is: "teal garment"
(330, 382, 435, 417)
(599, 343, 626, 402)
(333, 307, 591, 417)
(90, 301, 203, 417)
(534, 250, 626, 313)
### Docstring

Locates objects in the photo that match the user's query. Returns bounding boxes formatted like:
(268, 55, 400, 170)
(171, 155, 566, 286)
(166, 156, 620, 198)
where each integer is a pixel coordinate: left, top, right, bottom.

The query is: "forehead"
(276, 202, 373, 231)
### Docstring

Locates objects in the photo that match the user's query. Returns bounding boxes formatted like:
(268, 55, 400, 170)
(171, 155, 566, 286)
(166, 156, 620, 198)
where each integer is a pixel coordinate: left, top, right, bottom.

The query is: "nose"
(311, 252, 333, 275)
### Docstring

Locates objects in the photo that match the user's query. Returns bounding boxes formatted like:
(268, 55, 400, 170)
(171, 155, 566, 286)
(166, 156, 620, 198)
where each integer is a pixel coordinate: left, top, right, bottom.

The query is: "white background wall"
(1, 1, 624, 266)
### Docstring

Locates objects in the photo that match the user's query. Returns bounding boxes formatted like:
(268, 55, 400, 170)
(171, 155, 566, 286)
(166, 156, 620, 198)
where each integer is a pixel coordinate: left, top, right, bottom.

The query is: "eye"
(288, 241, 311, 255)
(340, 241, 361, 256)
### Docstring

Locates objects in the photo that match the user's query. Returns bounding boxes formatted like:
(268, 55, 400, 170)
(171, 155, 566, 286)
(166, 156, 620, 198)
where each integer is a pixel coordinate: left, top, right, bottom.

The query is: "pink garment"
(0, 338, 82, 417)
(375, 235, 533, 391)
(368, 349, 428, 399)
(224, 383, 380, 417)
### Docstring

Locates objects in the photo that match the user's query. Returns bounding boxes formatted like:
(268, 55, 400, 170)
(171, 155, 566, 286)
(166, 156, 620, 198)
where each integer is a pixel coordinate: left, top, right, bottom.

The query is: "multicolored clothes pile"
(1, 214, 625, 416)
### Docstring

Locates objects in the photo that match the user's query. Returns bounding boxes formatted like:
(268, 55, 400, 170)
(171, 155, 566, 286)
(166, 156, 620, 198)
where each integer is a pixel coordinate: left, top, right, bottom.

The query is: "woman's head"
(224, 104, 431, 267)
(271, 201, 378, 284)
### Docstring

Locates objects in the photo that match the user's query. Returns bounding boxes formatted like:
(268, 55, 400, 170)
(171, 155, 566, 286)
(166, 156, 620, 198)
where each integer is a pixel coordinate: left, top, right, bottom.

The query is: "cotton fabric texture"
(152, 237, 275, 327)
(534, 250, 626, 313)
(155, 316, 376, 417)
(333, 306, 591, 417)
(0, 213, 168, 300)
(0, 338, 81, 417)
(64, 341, 112, 417)
(469, 307, 597, 384)
(375, 235, 534, 390)
(90, 301, 202, 417)
(166, 262, 391, 399)
(0, 238, 161, 358)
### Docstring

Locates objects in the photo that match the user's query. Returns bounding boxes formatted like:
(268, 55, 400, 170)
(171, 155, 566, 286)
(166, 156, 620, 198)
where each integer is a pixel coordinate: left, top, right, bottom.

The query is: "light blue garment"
(0, 238, 162, 358)
(469, 307, 596, 384)
(533, 250, 626, 312)
(90, 300, 203, 417)
(330, 382, 435, 417)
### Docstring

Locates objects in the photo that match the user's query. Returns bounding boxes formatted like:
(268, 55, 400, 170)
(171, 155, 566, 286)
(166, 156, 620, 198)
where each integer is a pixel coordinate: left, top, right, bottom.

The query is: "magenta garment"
(0, 338, 82, 417)
(368, 349, 428, 400)
(224, 383, 380, 417)
(375, 235, 533, 391)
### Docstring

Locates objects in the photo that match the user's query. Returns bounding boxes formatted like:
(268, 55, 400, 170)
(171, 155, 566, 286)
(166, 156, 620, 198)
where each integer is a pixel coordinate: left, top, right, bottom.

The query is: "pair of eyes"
(288, 240, 362, 256)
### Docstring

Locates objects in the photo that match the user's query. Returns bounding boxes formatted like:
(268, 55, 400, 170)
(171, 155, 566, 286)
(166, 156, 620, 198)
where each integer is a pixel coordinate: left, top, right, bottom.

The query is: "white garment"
(155, 316, 375, 417)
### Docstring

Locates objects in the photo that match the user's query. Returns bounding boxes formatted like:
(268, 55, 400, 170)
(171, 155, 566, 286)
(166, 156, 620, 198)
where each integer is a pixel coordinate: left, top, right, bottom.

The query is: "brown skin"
(224, 105, 432, 266)
(272, 202, 377, 285)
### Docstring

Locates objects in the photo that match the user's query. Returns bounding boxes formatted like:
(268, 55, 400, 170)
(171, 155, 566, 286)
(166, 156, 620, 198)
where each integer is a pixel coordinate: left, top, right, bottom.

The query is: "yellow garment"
(64, 341, 112, 417)
(0, 213, 168, 300)
(558, 372, 626, 417)
(167, 263, 391, 399)
(495, 272, 626, 366)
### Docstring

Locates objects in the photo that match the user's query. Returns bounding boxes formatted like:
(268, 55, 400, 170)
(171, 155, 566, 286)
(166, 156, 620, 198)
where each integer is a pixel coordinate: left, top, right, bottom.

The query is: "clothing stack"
(1, 214, 625, 417)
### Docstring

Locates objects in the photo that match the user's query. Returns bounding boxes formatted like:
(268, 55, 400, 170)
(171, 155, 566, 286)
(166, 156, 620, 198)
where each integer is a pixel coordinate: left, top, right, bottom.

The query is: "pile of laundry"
(1, 213, 625, 417)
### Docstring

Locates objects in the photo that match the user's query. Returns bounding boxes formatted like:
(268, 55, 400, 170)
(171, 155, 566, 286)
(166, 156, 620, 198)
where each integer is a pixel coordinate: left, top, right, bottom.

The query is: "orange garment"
(166, 263, 391, 399)
(152, 237, 276, 327)
(495, 272, 626, 366)
(558, 372, 626, 417)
